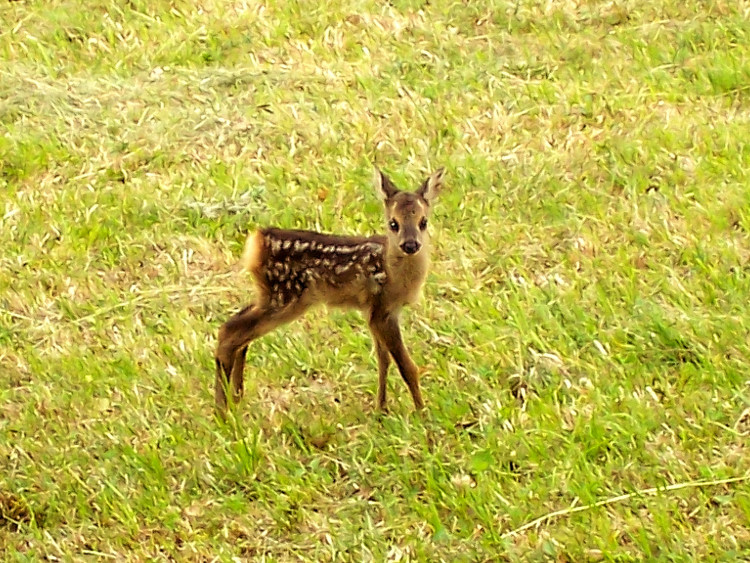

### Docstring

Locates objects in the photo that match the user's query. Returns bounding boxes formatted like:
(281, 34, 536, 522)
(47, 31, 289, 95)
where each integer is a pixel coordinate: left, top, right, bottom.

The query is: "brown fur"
(214, 167, 446, 416)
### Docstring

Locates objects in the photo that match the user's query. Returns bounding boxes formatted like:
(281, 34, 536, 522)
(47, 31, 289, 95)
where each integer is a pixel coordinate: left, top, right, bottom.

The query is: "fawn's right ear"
(373, 168, 399, 203)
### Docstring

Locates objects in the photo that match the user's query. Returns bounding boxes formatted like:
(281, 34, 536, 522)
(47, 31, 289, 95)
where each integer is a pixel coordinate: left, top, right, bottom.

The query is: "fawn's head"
(374, 167, 445, 257)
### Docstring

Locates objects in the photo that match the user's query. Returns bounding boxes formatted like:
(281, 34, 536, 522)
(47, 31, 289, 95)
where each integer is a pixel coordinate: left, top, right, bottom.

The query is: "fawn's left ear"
(417, 167, 445, 205)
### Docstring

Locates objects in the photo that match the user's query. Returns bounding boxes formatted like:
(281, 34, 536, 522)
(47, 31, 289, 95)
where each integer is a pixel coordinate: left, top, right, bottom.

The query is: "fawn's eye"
(389, 219, 399, 232)
(419, 217, 428, 231)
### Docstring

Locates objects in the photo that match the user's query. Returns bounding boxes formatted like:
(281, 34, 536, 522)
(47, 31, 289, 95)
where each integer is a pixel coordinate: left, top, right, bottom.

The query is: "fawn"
(214, 167, 446, 416)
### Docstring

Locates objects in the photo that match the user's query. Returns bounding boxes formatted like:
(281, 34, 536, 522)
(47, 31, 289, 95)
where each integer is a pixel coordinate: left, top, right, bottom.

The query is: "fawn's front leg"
(369, 311, 425, 411)
(374, 339, 391, 411)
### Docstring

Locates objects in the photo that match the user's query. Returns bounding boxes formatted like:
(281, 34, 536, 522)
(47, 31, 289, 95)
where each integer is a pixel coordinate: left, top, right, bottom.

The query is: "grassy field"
(2, 0, 750, 560)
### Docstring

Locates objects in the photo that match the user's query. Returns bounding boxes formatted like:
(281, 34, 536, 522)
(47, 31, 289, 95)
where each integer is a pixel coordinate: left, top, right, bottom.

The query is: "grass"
(2, 0, 750, 559)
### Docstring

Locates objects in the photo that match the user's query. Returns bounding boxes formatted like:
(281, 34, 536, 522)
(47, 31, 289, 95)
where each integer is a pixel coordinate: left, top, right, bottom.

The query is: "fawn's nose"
(401, 240, 421, 255)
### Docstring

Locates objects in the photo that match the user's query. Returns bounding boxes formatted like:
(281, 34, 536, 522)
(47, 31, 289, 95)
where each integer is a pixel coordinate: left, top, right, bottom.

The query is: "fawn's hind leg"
(215, 301, 309, 415)
(215, 304, 255, 413)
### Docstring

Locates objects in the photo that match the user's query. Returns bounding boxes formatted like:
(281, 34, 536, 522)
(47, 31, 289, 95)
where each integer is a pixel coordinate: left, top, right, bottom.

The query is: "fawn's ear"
(373, 168, 399, 203)
(417, 167, 445, 205)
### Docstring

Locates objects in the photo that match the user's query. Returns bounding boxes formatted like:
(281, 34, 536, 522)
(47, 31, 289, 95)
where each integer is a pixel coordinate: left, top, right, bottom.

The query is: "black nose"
(401, 241, 421, 255)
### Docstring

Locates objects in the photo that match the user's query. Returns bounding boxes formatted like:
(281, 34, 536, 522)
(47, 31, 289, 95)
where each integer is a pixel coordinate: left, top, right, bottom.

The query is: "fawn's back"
(242, 228, 388, 310)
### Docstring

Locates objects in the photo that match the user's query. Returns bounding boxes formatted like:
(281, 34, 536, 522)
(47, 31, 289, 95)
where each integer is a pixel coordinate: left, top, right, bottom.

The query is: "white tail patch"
(240, 230, 263, 273)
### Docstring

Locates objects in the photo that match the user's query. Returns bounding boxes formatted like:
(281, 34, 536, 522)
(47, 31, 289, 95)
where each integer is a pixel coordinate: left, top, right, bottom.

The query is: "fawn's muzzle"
(400, 241, 421, 255)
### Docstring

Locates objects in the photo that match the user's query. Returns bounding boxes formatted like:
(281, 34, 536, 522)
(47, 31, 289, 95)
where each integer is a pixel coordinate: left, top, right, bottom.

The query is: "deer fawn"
(214, 167, 446, 416)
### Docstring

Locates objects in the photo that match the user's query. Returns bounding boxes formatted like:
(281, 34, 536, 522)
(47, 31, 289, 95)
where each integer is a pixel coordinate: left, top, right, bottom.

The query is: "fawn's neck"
(382, 239, 431, 308)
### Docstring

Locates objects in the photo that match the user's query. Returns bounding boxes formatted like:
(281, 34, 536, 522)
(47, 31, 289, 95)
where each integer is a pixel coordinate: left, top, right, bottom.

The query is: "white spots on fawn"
(336, 245, 358, 254)
(363, 242, 381, 253)
(258, 231, 388, 297)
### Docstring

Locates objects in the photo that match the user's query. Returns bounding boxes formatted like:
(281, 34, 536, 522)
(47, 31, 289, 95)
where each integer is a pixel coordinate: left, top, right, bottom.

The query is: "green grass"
(2, 0, 749, 559)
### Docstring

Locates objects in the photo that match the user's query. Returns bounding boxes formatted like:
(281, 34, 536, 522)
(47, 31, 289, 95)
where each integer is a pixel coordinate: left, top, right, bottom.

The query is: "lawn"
(1, 0, 749, 560)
